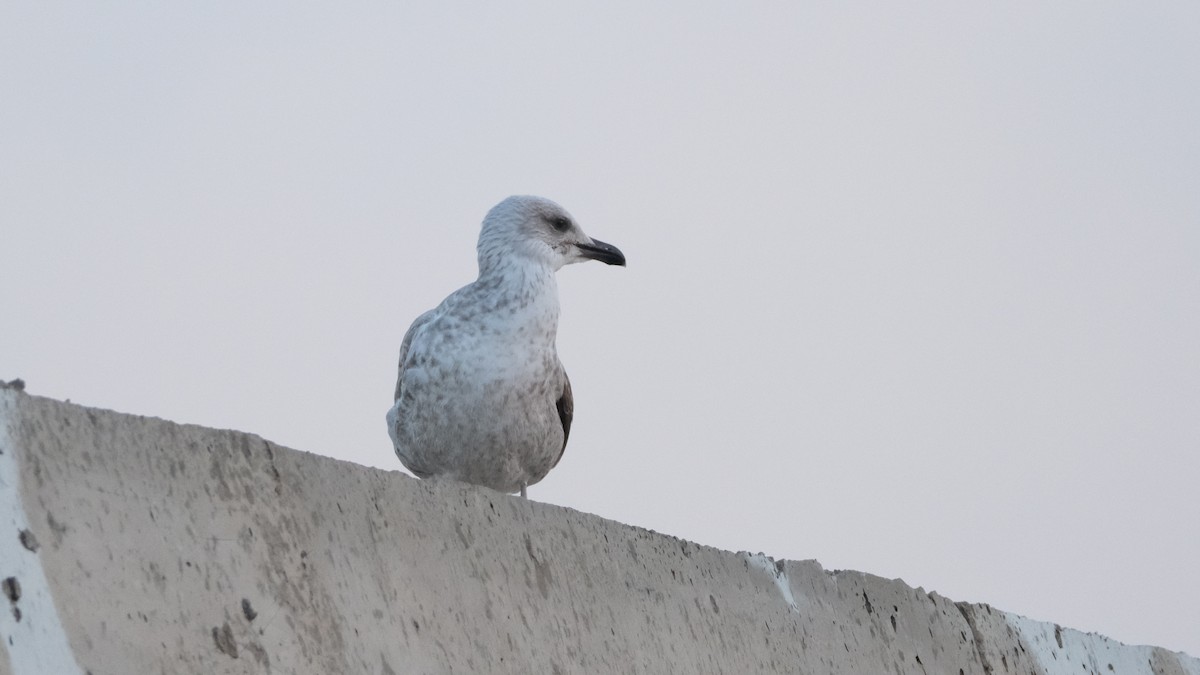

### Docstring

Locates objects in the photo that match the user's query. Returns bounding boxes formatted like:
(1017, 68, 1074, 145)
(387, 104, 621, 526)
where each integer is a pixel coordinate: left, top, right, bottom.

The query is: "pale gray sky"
(3, 2, 1198, 657)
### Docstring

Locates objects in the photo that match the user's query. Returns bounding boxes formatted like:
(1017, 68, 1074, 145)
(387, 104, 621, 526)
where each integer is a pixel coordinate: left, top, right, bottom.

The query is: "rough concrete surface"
(1, 388, 1197, 675)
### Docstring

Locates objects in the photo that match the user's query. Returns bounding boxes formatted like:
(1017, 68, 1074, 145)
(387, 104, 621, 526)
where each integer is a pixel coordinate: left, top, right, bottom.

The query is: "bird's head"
(477, 195, 626, 273)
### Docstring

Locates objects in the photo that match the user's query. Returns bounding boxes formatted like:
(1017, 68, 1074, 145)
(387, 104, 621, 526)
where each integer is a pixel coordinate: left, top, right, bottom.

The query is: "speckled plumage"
(387, 196, 625, 496)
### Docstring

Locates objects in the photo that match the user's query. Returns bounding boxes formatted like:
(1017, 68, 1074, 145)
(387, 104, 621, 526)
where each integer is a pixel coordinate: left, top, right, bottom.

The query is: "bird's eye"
(549, 216, 571, 232)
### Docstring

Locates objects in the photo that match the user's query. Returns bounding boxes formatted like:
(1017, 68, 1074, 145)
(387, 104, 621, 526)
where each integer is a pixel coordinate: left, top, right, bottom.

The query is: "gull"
(386, 196, 626, 497)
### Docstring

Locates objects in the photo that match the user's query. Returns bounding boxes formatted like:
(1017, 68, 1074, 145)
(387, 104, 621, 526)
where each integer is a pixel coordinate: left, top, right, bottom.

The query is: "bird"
(386, 196, 626, 497)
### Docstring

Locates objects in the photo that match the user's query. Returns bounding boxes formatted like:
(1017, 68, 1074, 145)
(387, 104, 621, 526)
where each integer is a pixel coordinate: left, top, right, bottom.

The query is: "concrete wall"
(1, 387, 1196, 675)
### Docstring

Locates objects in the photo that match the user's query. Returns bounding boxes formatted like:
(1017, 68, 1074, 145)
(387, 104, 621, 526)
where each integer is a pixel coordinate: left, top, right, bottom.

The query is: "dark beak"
(576, 238, 626, 266)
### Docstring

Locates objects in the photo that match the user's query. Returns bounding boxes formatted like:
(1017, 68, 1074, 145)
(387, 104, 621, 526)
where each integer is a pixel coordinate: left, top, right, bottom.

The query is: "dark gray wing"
(394, 309, 437, 402)
(553, 370, 573, 468)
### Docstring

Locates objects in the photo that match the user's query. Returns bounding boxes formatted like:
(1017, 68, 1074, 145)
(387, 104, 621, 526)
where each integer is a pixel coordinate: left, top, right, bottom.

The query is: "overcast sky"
(3, 2, 1198, 658)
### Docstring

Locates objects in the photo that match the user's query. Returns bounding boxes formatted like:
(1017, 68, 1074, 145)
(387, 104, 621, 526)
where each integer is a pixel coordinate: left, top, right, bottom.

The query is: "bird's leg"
(520, 484, 528, 499)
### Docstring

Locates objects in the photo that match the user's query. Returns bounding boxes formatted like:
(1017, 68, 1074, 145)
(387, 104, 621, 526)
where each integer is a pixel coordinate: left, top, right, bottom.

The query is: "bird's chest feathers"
(420, 270, 560, 387)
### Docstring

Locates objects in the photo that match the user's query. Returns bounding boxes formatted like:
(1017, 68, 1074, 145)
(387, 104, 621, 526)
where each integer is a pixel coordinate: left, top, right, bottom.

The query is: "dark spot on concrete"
(264, 441, 283, 496)
(891, 615, 897, 631)
(19, 529, 39, 552)
(455, 521, 472, 549)
(412, 619, 420, 633)
(914, 654, 922, 664)
(242, 598, 257, 622)
(523, 534, 553, 599)
(213, 622, 238, 658)
(863, 591, 874, 615)
(709, 594, 720, 614)
(1002, 655, 1008, 669)
(245, 641, 270, 667)
(46, 512, 68, 545)
(1, 378, 26, 391)
(2, 577, 19, 603)
(1054, 624, 1064, 649)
